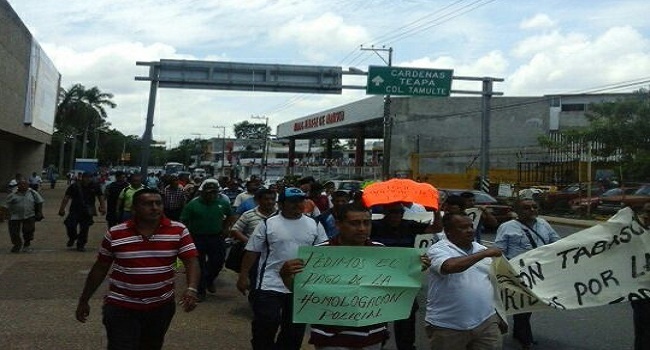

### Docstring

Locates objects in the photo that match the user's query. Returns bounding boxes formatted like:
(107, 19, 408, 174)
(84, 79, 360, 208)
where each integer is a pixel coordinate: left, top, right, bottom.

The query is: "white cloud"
(399, 51, 509, 92)
(520, 14, 556, 30)
(270, 13, 371, 62)
(507, 26, 650, 95)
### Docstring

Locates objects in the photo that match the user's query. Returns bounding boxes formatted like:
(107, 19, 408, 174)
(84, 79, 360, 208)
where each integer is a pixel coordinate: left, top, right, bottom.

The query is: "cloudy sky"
(7, 0, 650, 145)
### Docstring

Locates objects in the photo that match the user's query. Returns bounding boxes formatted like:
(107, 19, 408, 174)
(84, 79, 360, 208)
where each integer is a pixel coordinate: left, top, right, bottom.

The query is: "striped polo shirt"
(97, 217, 198, 310)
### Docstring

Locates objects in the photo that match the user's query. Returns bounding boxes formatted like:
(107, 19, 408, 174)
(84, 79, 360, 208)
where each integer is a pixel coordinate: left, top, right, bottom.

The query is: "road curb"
(540, 215, 602, 228)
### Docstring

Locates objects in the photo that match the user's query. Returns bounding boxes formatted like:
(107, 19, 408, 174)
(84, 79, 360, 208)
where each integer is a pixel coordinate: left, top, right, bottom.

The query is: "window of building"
(561, 103, 586, 112)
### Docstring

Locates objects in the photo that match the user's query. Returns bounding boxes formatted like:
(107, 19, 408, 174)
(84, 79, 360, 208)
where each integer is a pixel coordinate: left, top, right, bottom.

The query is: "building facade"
(0, 0, 59, 183)
(278, 93, 633, 188)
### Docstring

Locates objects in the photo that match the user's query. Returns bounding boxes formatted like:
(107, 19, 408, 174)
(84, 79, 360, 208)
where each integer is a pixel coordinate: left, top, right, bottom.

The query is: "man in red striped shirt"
(75, 188, 200, 350)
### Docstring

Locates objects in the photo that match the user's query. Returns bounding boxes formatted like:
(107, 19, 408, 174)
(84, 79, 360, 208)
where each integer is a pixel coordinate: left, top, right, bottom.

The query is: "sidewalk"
(0, 182, 263, 349)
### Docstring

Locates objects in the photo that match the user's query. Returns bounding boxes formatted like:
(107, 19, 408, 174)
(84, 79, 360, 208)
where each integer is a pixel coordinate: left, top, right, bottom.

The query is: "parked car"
(440, 189, 514, 225)
(539, 183, 604, 212)
(598, 184, 650, 213)
(323, 180, 363, 193)
(569, 187, 639, 213)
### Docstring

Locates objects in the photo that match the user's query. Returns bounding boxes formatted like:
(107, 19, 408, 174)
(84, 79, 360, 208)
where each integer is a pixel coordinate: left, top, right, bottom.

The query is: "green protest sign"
(293, 246, 422, 327)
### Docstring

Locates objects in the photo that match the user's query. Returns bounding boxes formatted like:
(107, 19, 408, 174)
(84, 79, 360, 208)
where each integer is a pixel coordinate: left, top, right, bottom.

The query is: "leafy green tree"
(539, 89, 650, 181)
(233, 121, 270, 139)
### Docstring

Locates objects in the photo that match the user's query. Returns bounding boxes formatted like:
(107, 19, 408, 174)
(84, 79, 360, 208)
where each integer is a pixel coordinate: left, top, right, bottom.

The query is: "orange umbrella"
(362, 179, 439, 210)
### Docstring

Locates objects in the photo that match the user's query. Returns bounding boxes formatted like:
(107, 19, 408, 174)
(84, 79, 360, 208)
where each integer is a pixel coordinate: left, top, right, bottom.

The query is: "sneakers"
(66, 238, 75, 247)
(10, 245, 21, 253)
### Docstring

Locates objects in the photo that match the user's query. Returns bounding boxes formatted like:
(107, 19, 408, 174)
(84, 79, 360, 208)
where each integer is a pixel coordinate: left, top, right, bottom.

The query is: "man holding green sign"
(281, 204, 430, 349)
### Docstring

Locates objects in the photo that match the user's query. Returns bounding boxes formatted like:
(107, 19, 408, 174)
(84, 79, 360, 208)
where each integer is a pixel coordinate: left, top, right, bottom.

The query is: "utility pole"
(212, 126, 227, 177)
(251, 115, 269, 180)
(362, 45, 393, 179)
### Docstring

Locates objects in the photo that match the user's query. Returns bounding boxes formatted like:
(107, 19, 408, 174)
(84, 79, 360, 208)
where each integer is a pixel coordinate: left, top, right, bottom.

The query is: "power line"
(404, 77, 650, 123)
(379, 0, 496, 44)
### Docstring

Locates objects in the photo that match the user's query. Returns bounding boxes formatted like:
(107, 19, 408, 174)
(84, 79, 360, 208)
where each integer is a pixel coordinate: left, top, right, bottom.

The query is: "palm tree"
(55, 84, 116, 166)
(79, 86, 116, 157)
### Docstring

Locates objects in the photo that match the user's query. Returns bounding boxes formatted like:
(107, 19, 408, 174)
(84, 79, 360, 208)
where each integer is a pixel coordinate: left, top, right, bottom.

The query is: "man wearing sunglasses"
(494, 199, 560, 350)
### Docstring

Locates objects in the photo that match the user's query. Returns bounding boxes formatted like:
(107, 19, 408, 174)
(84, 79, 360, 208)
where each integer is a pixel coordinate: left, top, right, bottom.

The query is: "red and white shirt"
(98, 217, 198, 310)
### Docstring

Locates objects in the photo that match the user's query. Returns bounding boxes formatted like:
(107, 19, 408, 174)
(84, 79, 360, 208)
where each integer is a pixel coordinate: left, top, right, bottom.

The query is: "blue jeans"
(251, 290, 306, 350)
(102, 302, 175, 350)
(191, 234, 227, 294)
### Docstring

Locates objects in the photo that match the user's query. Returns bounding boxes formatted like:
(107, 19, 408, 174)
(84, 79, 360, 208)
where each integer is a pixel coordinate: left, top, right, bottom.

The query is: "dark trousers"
(8, 218, 35, 249)
(632, 299, 650, 350)
(393, 300, 418, 350)
(251, 290, 305, 350)
(102, 302, 175, 350)
(191, 234, 227, 294)
(64, 211, 93, 249)
(512, 312, 534, 345)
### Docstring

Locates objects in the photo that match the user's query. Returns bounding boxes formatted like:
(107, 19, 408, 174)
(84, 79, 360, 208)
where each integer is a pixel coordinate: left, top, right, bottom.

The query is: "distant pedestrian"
(28, 172, 42, 191)
(46, 164, 58, 189)
(104, 171, 128, 228)
(180, 179, 236, 300)
(75, 188, 200, 350)
(116, 173, 145, 222)
(161, 175, 186, 221)
(3, 179, 44, 252)
(58, 172, 106, 251)
(316, 190, 350, 238)
(494, 199, 560, 349)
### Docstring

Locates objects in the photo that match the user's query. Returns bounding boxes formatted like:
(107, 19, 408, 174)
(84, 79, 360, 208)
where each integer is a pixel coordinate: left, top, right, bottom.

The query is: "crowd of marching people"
(2, 170, 649, 350)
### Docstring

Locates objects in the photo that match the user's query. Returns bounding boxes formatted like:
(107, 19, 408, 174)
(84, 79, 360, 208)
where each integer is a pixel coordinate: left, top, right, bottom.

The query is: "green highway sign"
(366, 66, 453, 97)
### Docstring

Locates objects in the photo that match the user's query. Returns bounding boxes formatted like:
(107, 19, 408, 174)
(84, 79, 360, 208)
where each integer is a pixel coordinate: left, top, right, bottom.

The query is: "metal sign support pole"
(140, 64, 159, 176)
(480, 78, 493, 193)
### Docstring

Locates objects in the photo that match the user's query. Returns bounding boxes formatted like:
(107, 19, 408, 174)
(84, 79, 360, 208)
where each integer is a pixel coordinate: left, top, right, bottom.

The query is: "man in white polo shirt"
(425, 212, 503, 350)
(237, 187, 328, 350)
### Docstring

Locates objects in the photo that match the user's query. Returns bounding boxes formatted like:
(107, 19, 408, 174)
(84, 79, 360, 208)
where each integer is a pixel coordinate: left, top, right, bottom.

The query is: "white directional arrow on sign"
(371, 76, 384, 86)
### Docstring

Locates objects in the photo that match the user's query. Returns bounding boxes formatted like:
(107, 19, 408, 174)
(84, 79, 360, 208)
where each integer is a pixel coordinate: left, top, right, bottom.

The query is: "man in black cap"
(58, 172, 106, 251)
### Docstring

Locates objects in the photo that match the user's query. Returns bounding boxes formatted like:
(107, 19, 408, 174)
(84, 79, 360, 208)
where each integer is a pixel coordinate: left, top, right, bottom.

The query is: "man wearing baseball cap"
(180, 178, 236, 300)
(237, 187, 328, 350)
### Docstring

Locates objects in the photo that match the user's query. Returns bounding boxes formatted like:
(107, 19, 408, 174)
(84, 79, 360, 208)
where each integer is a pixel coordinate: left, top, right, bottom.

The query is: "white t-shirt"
(245, 213, 328, 293)
(425, 240, 496, 330)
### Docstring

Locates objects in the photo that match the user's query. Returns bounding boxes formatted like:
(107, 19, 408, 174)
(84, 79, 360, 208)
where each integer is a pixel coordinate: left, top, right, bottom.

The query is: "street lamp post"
(251, 115, 269, 180)
(212, 126, 227, 177)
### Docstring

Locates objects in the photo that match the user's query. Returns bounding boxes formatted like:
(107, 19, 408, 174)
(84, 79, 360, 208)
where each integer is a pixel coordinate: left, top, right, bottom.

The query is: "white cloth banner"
(493, 208, 650, 315)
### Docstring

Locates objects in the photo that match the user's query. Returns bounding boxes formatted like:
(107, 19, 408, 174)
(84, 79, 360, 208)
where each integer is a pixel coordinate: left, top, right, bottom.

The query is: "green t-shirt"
(180, 197, 233, 235)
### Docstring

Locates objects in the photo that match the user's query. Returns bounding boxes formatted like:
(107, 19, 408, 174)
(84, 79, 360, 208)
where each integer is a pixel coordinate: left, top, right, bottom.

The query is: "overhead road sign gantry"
(366, 66, 453, 97)
(136, 59, 343, 94)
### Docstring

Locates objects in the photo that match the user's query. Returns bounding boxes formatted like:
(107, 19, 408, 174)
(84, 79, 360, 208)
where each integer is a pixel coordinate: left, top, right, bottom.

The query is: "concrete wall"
(0, 0, 51, 182)
(390, 96, 550, 176)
